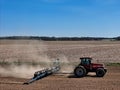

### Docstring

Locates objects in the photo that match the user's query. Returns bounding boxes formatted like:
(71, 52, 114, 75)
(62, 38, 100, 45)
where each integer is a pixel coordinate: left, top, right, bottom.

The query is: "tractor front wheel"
(74, 66, 86, 77)
(96, 68, 105, 77)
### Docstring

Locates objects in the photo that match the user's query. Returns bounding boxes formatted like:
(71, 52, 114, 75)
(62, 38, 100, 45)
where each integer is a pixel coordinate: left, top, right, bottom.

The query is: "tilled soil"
(0, 66, 120, 90)
(0, 40, 120, 90)
(1, 40, 120, 63)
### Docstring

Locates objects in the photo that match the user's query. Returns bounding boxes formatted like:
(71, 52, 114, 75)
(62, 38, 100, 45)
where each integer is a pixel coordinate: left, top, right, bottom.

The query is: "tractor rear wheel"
(74, 66, 86, 77)
(96, 68, 105, 77)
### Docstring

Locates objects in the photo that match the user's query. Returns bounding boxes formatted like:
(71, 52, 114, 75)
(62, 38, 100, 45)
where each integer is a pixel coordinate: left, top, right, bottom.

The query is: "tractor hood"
(91, 63, 104, 68)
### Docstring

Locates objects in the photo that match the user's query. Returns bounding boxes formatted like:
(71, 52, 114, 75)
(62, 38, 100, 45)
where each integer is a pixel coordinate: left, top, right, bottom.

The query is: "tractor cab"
(74, 57, 107, 77)
(80, 57, 92, 65)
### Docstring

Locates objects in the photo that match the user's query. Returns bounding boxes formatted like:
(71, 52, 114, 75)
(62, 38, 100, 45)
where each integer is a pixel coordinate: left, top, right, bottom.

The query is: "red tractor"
(74, 57, 107, 77)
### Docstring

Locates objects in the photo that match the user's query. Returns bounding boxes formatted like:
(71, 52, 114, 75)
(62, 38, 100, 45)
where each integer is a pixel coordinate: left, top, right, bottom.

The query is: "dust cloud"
(0, 65, 44, 78)
(0, 40, 51, 78)
(0, 40, 75, 78)
(58, 55, 75, 74)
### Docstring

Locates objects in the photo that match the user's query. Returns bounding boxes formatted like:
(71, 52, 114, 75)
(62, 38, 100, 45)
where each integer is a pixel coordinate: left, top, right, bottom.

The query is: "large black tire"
(96, 68, 105, 77)
(74, 66, 86, 77)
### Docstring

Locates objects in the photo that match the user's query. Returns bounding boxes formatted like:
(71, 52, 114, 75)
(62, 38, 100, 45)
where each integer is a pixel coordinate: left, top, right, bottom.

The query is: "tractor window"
(86, 59, 91, 65)
(81, 58, 91, 65)
(81, 59, 85, 65)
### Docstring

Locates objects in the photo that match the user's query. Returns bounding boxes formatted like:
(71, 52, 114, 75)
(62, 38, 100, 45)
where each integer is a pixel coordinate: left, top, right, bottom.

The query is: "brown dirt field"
(0, 40, 120, 90)
(0, 66, 120, 90)
(0, 40, 120, 63)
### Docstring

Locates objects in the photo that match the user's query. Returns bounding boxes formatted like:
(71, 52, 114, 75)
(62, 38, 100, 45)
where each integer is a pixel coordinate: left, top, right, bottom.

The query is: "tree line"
(0, 36, 120, 41)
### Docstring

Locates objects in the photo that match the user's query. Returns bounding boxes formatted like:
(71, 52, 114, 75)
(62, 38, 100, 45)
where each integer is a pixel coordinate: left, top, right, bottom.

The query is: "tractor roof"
(80, 57, 92, 60)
